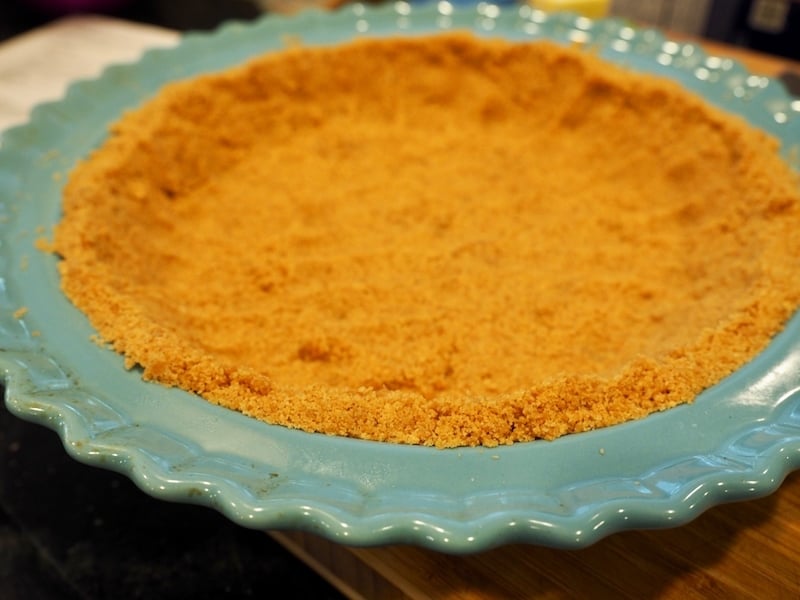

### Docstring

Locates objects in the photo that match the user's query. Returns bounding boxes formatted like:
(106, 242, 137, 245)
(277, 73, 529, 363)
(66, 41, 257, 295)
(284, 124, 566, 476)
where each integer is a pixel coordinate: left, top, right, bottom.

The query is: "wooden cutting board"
(2, 13, 799, 600)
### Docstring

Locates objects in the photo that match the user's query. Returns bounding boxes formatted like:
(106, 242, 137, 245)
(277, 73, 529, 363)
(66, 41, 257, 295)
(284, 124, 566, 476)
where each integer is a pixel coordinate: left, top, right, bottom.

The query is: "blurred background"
(1, 0, 799, 59)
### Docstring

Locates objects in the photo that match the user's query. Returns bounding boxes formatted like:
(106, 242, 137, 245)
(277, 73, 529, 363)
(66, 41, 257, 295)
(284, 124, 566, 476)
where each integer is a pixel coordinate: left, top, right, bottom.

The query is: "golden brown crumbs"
(51, 33, 800, 448)
(13, 307, 28, 320)
(34, 236, 55, 253)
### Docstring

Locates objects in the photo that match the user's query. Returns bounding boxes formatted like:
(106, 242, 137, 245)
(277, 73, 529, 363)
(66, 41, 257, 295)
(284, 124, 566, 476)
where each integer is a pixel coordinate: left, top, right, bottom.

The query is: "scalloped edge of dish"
(2, 1, 800, 553)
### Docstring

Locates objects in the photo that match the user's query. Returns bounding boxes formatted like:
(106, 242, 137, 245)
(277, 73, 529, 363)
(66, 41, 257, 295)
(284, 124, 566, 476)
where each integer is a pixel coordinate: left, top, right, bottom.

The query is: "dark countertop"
(0, 398, 345, 600)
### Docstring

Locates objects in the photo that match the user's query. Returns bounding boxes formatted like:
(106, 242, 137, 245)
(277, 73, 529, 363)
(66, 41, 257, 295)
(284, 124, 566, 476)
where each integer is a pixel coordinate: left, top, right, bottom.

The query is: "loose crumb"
(34, 236, 55, 253)
(13, 307, 28, 320)
(50, 33, 800, 448)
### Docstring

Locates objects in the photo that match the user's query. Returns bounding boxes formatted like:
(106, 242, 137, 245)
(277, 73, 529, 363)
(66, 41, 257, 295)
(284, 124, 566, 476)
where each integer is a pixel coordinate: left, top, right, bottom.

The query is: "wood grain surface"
(2, 12, 799, 600)
(274, 470, 800, 598)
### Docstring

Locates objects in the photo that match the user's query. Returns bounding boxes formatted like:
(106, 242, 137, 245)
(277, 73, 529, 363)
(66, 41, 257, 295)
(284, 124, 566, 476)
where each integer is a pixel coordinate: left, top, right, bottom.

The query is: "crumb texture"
(53, 33, 800, 447)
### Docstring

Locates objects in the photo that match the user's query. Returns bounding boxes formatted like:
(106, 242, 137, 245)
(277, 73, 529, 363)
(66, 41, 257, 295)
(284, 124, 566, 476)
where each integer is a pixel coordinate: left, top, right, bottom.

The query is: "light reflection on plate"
(1, 2, 800, 552)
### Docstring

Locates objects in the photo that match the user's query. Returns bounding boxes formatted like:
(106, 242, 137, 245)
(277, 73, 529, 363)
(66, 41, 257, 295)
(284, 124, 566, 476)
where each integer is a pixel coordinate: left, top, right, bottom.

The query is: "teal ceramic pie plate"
(2, 2, 800, 553)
